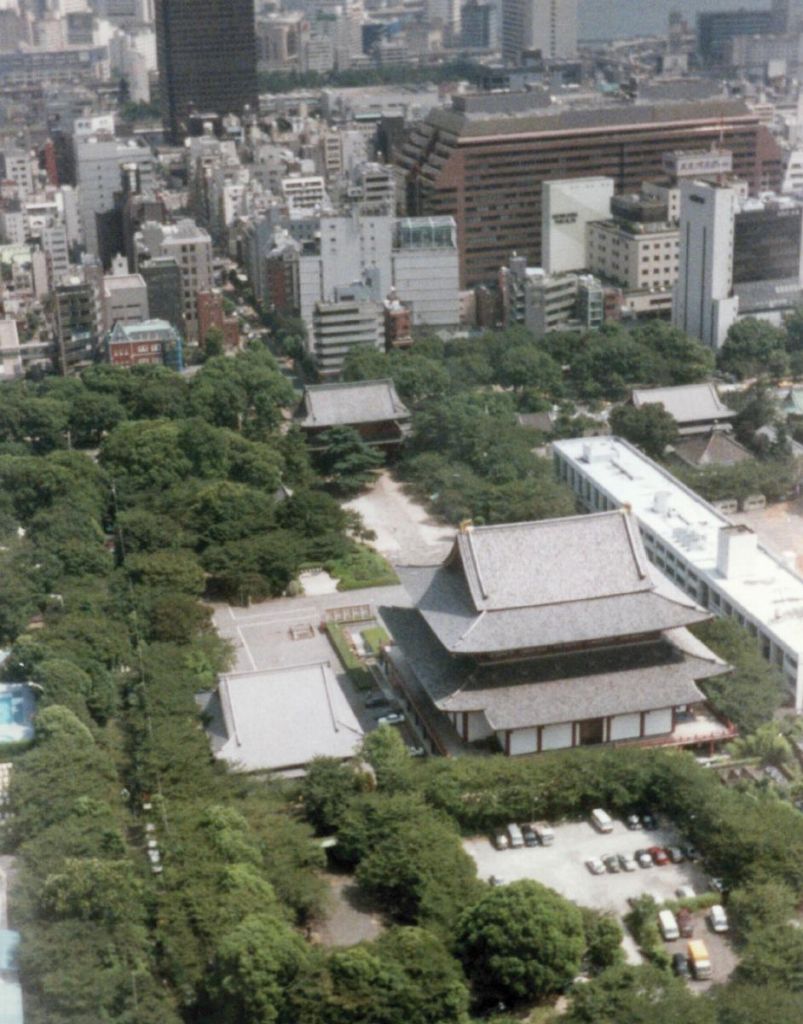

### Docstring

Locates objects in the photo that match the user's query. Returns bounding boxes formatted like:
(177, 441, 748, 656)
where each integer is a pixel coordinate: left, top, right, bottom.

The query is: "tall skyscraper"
(501, 0, 577, 66)
(155, 0, 258, 142)
(672, 180, 738, 351)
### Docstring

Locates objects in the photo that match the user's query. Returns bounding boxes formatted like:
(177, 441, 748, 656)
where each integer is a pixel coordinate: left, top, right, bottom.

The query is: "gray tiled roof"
(455, 511, 652, 612)
(397, 511, 709, 655)
(212, 662, 364, 772)
(383, 603, 726, 730)
(298, 379, 411, 428)
(674, 431, 752, 467)
(632, 383, 736, 432)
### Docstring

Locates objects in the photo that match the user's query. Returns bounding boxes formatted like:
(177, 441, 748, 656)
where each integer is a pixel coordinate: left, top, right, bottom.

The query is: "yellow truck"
(687, 939, 712, 980)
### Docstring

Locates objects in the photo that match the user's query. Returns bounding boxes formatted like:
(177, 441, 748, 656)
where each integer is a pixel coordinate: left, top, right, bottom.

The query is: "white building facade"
(672, 179, 738, 350)
(553, 436, 803, 710)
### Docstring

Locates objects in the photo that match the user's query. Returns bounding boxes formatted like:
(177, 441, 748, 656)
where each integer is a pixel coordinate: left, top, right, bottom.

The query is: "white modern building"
(102, 272, 149, 330)
(0, 319, 22, 380)
(76, 135, 155, 258)
(553, 435, 803, 709)
(312, 294, 383, 378)
(542, 177, 614, 275)
(672, 179, 738, 350)
(298, 213, 459, 331)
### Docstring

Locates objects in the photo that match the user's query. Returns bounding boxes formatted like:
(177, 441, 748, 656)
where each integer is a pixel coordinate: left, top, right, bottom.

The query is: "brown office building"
(398, 97, 782, 288)
(155, 0, 258, 142)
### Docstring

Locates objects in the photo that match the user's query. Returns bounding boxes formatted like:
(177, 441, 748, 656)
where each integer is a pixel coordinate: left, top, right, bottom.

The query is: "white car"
(586, 857, 606, 875)
(618, 853, 637, 872)
(709, 904, 729, 933)
(376, 712, 405, 726)
(635, 850, 654, 869)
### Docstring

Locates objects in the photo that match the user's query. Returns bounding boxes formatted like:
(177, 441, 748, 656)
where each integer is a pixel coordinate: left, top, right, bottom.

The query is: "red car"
(648, 845, 670, 866)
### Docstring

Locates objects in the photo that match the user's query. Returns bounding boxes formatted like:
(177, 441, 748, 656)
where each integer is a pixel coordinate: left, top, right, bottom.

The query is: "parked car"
(591, 808, 614, 833)
(618, 852, 637, 872)
(407, 746, 425, 757)
(625, 813, 642, 830)
(676, 885, 696, 900)
(533, 822, 555, 846)
(641, 811, 658, 830)
(667, 846, 685, 864)
(585, 857, 605, 875)
(507, 823, 525, 848)
(649, 846, 670, 866)
(603, 855, 620, 874)
(522, 824, 538, 847)
(676, 907, 694, 938)
(364, 693, 391, 709)
(672, 952, 691, 978)
(376, 712, 404, 726)
(493, 830, 509, 850)
(658, 909, 680, 941)
(635, 849, 654, 868)
(682, 845, 701, 862)
(708, 904, 729, 933)
(710, 876, 725, 893)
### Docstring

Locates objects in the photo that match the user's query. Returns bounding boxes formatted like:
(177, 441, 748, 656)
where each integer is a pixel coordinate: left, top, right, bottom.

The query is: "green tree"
(125, 550, 205, 596)
(356, 813, 481, 932)
(711, 983, 803, 1024)
(727, 880, 797, 944)
(609, 402, 679, 459)
(580, 908, 624, 974)
(40, 857, 144, 926)
(497, 346, 562, 395)
(456, 880, 585, 1005)
(316, 426, 384, 496)
(67, 391, 126, 448)
(359, 725, 414, 793)
(301, 757, 362, 834)
(206, 913, 308, 1024)
(692, 618, 785, 733)
(203, 325, 225, 359)
(719, 319, 789, 379)
(565, 963, 715, 1024)
(735, 925, 803, 990)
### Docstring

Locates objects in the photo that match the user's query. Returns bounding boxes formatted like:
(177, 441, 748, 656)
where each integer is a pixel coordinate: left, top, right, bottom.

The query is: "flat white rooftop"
(553, 437, 803, 684)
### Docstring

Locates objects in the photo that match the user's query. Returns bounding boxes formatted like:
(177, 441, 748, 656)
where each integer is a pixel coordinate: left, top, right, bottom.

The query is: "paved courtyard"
(464, 818, 711, 917)
(343, 472, 455, 565)
(212, 584, 411, 675)
(731, 495, 803, 574)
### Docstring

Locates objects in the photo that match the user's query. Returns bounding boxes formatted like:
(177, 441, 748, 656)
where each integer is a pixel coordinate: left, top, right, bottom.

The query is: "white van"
(708, 904, 729, 933)
(507, 823, 524, 848)
(590, 808, 614, 833)
(659, 909, 680, 941)
(534, 822, 555, 846)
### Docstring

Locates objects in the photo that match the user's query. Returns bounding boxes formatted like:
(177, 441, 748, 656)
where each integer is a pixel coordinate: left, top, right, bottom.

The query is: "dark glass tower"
(155, 0, 258, 142)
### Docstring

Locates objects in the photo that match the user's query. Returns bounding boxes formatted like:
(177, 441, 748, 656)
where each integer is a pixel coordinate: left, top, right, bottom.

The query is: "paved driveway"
(343, 473, 455, 565)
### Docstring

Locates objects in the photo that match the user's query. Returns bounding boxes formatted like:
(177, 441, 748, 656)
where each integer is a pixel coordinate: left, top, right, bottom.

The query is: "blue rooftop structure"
(0, 930, 23, 1024)
(0, 685, 35, 746)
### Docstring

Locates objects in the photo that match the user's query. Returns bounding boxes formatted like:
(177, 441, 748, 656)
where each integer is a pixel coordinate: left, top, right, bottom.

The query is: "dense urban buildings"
(154, 0, 258, 141)
(399, 96, 782, 287)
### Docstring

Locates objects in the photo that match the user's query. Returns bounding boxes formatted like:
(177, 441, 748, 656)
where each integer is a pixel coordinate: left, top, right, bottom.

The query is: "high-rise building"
(399, 97, 781, 288)
(155, 0, 258, 142)
(135, 220, 214, 340)
(501, 0, 577, 65)
(672, 180, 738, 350)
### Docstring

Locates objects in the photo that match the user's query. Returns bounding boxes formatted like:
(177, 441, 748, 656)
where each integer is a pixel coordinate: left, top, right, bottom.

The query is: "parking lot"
(464, 818, 713, 917)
